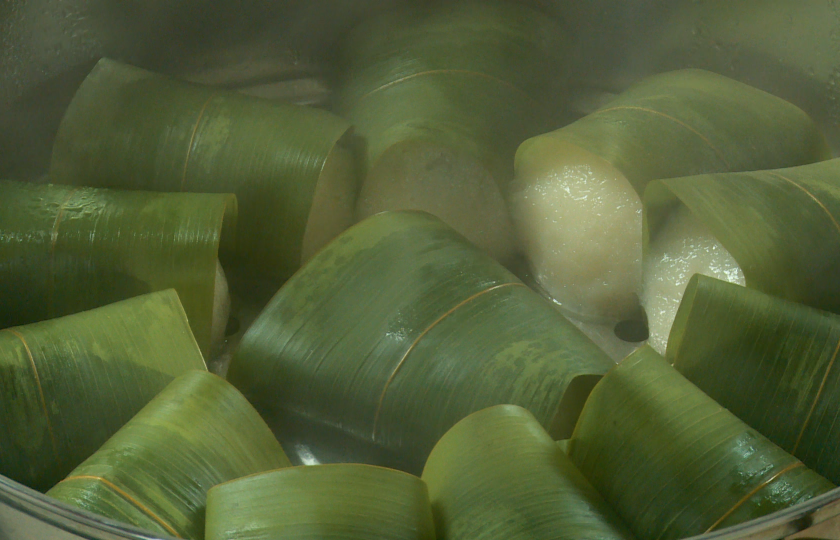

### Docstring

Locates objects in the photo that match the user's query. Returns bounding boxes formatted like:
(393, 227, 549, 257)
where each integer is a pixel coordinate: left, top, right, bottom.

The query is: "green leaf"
(668, 274, 840, 486)
(422, 405, 636, 540)
(645, 158, 840, 315)
(228, 211, 615, 471)
(206, 464, 435, 540)
(336, 0, 566, 179)
(516, 69, 830, 197)
(47, 370, 291, 540)
(568, 346, 834, 540)
(0, 290, 206, 492)
(0, 180, 236, 355)
(49, 58, 354, 280)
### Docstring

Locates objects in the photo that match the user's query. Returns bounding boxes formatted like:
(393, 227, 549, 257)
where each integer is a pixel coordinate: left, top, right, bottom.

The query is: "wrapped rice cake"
(422, 405, 635, 540)
(644, 158, 840, 353)
(49, 58, 356, 280)
(509, 69, 830, 323)
(0, 290, 206, 491)
(567, 346, 834, 540)
(669, 275, 840, 485)
(0, 180, 236, 356)
(206, 464, 434, 540)
(47, 370, 291, 540)
(336, 0, 565, 264)
(228, 211, 615, 471)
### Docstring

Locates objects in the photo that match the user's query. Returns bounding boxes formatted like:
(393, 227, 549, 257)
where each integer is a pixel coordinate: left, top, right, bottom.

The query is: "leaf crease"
(57, 475, 182, 538)
(2, 328, 59, 462)
(592, 106, 731, 170)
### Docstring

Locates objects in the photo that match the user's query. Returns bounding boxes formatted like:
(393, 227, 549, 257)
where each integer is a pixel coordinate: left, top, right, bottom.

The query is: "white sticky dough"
(509, 139, 643, 321)
(642, 205, 745, 355)
(301, 146, 358, 263)
(355, 141, 517, 263)
(211, 259, 231, 355)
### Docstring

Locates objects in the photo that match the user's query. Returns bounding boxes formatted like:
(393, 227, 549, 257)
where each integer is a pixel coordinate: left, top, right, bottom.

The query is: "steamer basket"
(3, 1, 840, 538)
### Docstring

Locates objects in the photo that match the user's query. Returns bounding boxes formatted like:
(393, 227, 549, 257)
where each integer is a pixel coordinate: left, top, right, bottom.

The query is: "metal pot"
(2, 1, 840, 538)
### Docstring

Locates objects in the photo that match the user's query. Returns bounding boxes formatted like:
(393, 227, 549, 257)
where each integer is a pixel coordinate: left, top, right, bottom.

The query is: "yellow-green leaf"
(47, 370, 290, 540)
(0, 290, 206, 492)
(669, 274, 840, 485)
(228, 211, 614, 472)
(422, 405, 636, 540)
(0, 180, 236, 355)
(568, 346, 834, 540)
(49, 58, 354, 280)
(206, 464, 435, 540)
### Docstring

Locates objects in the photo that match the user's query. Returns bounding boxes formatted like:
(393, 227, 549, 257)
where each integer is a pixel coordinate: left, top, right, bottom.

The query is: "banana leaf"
(49, 58, 355, 280)
(667, 274, 840, 486)
(421, 404, 636, 540)
(335, 0, 565, 262)
(47, 370, 291, 540)
(228, 211, 615, 473)
(0, 290, 206, 492)
(0, 180, 236, 356)
(205, 464, 435, 540)
(645, 158, 840, 317)
(567, 346, 834, 540)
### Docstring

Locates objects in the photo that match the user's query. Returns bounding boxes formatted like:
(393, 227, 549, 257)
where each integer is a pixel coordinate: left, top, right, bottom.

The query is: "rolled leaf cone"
(668, 275, 840, 485)
(645, 158, 840, 320)
(0, 180, 236, 355)
(567, 346, 835, 540)
(228, 211, 615, 472)
(508, 68, 830, 321)
(421, 404, 636, 540)
(50, 58, 356, 279)
(47, 370, 291, 540)
(206, 464, 435, 540)
(0, 290, 206, 492)
(336, 0, 565, 263)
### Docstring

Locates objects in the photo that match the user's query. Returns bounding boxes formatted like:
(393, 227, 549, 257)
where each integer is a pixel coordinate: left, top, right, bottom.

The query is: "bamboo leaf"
(47, 370, 291, 540)
(421, 404, 636, 540)
(0, 290, 206, 492)
(518, 69, 830, 197)
(645, 158, 840, 316)
(49, 58, 355, 280)
(0, 180, 236, 355)
(228, 211, 615, 472)
(668, 274, 840, 486)
(335, 0, 565, 262)
(206, 464, 435, 540)
(337, 0, 565, 175)
(567, 346, 834, 540)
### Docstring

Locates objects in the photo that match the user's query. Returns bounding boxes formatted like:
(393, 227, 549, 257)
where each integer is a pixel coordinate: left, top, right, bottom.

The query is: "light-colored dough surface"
(301, 146, 358, 263)
(510, 139, 642, 321)
(355, 141, 517, 264)
(642, 205, 744, 355)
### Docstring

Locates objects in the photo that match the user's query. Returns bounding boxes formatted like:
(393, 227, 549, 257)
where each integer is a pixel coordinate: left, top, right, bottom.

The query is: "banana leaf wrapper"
(668, 274, 840, 485)
(0, 290, 206, 492)
(567, 346, 834, 540)
(515, 68, 830, 198)
(645, 158, 840, 315)
(206, 464, 435, 540)
(421, 404, 636, 540)
(50, 58, 354, 280)
(47, 370, 291, 540)
(0, 180, 235, 355)
(228, 211, 615, 471)
(336, 0, 565, 180)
